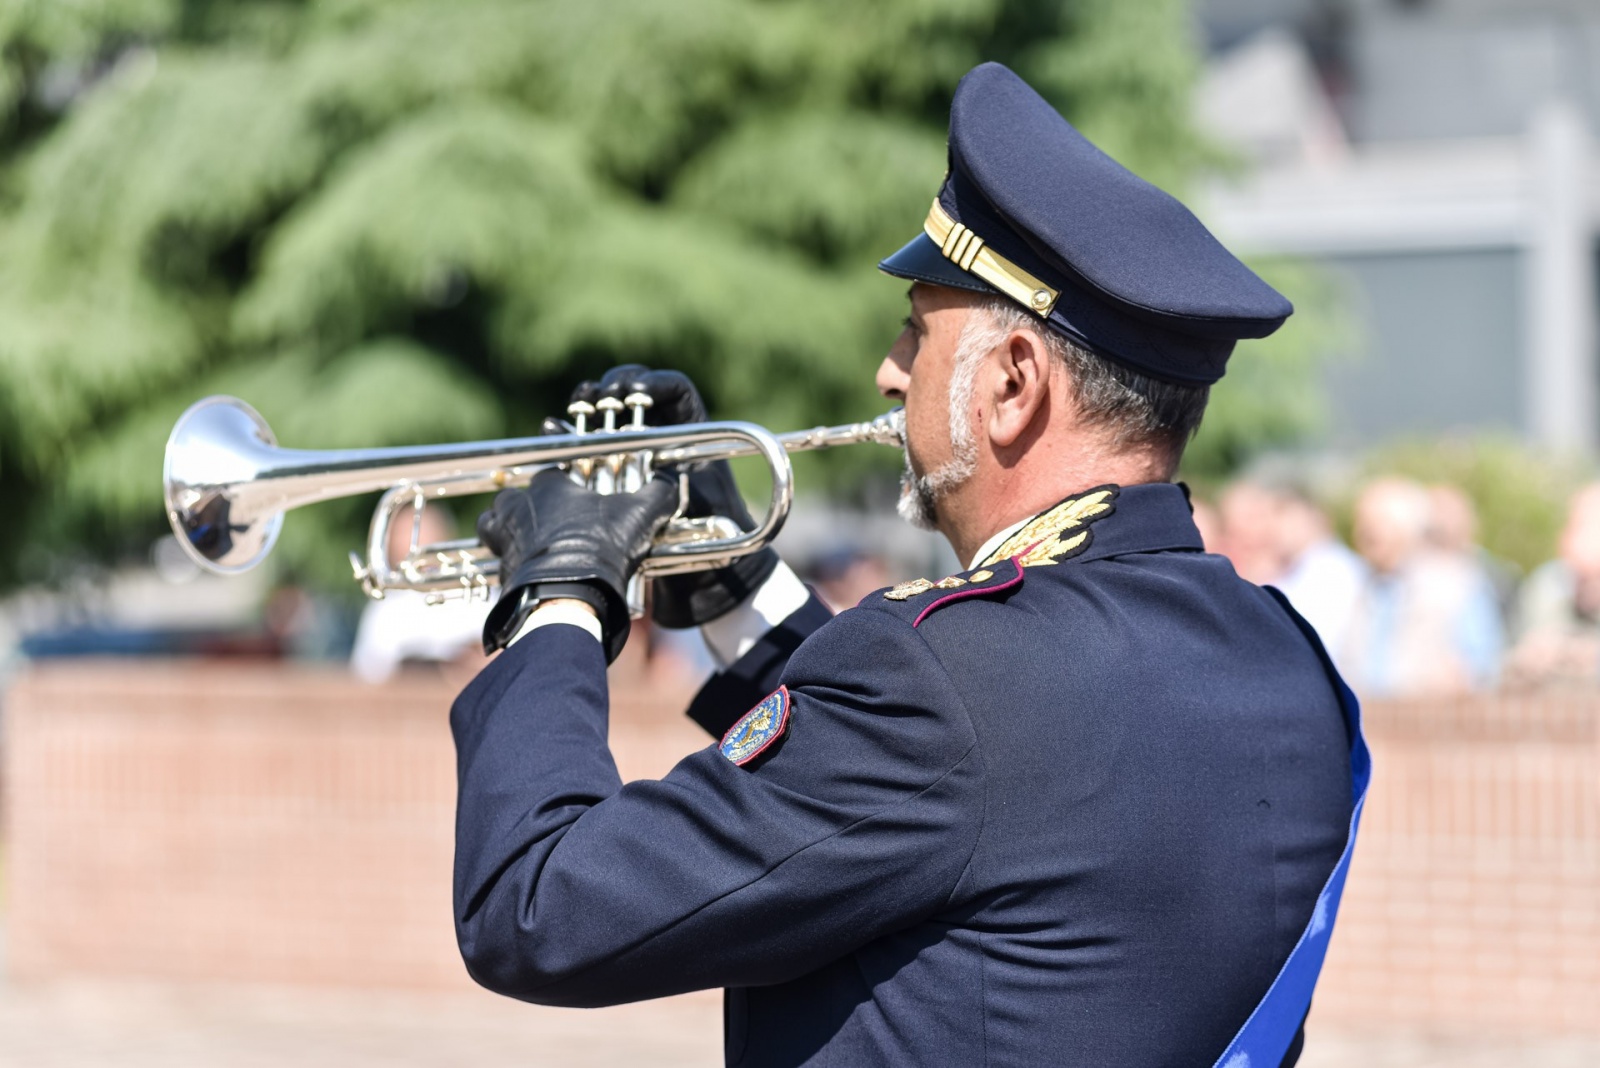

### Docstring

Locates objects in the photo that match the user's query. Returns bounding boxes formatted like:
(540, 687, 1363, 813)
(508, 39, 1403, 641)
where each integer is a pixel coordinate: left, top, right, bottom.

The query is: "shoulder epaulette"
(874, 557, 1025, 627)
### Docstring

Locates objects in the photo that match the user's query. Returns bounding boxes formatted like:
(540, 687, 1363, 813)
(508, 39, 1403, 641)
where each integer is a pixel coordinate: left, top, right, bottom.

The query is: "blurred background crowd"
(1202, 473, 1600, 698)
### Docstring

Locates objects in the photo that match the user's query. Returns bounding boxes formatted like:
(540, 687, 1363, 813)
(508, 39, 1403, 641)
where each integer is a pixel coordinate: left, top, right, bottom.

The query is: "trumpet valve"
(595, 396, 625, 432)
(624, 392, 653, 428)
(567, 400, 596, 434)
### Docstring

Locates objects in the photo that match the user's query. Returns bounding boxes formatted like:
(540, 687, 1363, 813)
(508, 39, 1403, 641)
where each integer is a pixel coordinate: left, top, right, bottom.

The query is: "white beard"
(893, 305, 1003, 530)
(896, 448, 973, 530)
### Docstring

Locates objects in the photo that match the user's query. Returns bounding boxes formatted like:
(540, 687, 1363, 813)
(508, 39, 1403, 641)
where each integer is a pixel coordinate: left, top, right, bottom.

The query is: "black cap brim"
(878, 232, 995, 295)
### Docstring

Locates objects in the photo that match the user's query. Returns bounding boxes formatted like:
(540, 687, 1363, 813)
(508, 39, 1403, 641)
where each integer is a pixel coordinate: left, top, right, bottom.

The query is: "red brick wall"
(5, 662, 1598, 1035)
(1310, 690, 1600, 1035)
(1, 659, 703, 989)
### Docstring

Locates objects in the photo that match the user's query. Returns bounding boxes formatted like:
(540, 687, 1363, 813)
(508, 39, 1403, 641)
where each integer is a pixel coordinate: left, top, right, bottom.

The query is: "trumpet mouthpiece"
(874, 408, 907, 447)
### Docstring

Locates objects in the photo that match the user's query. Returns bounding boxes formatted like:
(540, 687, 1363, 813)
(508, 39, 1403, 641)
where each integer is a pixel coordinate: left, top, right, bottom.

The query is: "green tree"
(0, 0, 1324, 591)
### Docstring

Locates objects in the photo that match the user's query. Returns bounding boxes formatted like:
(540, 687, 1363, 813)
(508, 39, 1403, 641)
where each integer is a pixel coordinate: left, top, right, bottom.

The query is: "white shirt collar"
(968, 515, 1031, 570)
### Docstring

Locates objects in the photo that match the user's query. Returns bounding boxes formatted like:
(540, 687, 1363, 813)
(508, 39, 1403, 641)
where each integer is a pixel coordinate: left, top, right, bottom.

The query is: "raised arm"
(451, 601, 982, 1007)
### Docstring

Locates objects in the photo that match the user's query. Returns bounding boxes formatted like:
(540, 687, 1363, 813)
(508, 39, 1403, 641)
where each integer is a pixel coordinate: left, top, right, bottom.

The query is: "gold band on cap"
(923, 200, 1060, 317)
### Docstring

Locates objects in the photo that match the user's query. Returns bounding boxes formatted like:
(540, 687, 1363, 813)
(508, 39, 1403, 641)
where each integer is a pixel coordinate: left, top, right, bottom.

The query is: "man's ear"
(986, 327, 1051, 449)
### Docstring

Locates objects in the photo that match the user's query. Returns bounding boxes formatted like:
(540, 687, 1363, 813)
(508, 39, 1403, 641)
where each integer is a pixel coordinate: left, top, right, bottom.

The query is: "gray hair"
(973, 297, 1209, 466)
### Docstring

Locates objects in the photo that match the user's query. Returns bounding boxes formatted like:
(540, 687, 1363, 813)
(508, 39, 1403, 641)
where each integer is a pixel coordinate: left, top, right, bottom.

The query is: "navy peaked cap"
(880, 62, 1292, 385)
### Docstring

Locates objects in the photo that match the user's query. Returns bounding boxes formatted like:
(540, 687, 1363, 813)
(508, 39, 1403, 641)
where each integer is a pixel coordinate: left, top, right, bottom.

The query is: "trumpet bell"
(163, 396, 285, 574)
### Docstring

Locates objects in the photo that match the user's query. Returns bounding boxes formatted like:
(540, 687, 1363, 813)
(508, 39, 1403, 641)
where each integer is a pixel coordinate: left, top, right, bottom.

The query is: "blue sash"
(1213, 590, 1373, 1068)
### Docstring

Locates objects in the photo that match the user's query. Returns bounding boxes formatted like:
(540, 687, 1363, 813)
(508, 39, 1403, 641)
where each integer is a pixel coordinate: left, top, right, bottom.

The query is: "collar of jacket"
(978, 481, 1203, 571)
(1075, 481, 1203, 564)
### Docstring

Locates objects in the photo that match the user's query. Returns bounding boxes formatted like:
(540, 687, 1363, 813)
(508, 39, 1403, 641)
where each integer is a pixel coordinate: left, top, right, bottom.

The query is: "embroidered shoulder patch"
(979, 486, 1119, 568)
(720, 686, 791, 766)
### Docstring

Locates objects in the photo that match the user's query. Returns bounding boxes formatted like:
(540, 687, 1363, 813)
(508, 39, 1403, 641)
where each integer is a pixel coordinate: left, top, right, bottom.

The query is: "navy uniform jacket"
(450, 483, 1353, 1066)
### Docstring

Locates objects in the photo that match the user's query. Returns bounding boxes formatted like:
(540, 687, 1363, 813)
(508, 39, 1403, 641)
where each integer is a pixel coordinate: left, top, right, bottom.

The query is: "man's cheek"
(902, 373, 932, 437)
(902, 407, 943, 478)
(900, 423, 926, 477)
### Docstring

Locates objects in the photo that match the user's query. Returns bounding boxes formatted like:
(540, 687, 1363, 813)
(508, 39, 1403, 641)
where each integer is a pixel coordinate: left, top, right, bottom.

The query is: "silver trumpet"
(163, 394, 904, 611)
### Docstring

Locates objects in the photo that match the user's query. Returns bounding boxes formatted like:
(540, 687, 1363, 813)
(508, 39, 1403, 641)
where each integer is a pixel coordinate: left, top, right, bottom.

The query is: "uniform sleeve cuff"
(508, 600, 604, 647)
(700, 561, 811, 668)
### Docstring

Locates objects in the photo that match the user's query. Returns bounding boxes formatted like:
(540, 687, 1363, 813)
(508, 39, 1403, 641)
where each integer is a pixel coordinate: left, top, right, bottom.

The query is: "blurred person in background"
(1427, 484, 1517, 626)
(1342, 477, 1503, 697)
(1270, 482, 1366, 671)
(1210, 477, 1364, 665)
(350, 504, 490, 684)
(1216, 478, 1287, 584)
(806, 546, 892, 612)
(1507, 482, 1600, 684)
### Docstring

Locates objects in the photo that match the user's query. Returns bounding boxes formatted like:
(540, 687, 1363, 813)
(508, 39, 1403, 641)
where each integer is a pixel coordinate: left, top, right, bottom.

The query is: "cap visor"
(877, 232, 995, 295)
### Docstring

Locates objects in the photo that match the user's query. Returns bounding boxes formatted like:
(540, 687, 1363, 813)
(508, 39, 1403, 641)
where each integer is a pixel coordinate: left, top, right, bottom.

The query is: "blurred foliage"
(0, 0, 1333, 592)
(1180, 258, 1354, 483)
(1344, 437, 1594, 577)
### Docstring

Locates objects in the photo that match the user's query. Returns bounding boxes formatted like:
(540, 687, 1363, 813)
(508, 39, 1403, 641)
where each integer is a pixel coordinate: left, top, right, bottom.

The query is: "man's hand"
(478, 469, 677, 662)
(570, 365, 781, 628)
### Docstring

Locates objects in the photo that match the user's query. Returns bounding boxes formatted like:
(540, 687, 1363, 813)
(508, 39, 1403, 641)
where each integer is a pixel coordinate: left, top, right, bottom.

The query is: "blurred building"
(1196, 0, 1600, 451)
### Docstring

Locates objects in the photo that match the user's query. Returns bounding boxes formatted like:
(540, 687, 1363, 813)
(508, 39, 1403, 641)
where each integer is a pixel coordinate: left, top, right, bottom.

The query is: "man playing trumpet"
(451, 63, 1364, 1067)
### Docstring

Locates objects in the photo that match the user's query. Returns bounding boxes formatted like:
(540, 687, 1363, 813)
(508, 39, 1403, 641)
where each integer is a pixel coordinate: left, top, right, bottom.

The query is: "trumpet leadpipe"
(654, 409, 905, 467)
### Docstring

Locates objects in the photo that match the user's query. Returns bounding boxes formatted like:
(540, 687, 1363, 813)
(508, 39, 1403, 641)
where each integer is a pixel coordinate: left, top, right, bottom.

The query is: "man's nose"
(877, 341, 912, 400)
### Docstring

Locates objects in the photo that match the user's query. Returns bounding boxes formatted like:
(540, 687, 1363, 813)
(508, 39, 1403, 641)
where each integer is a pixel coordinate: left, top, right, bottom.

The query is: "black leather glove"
(570, 365, 781, 629)
(477, 468, 678, 662)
